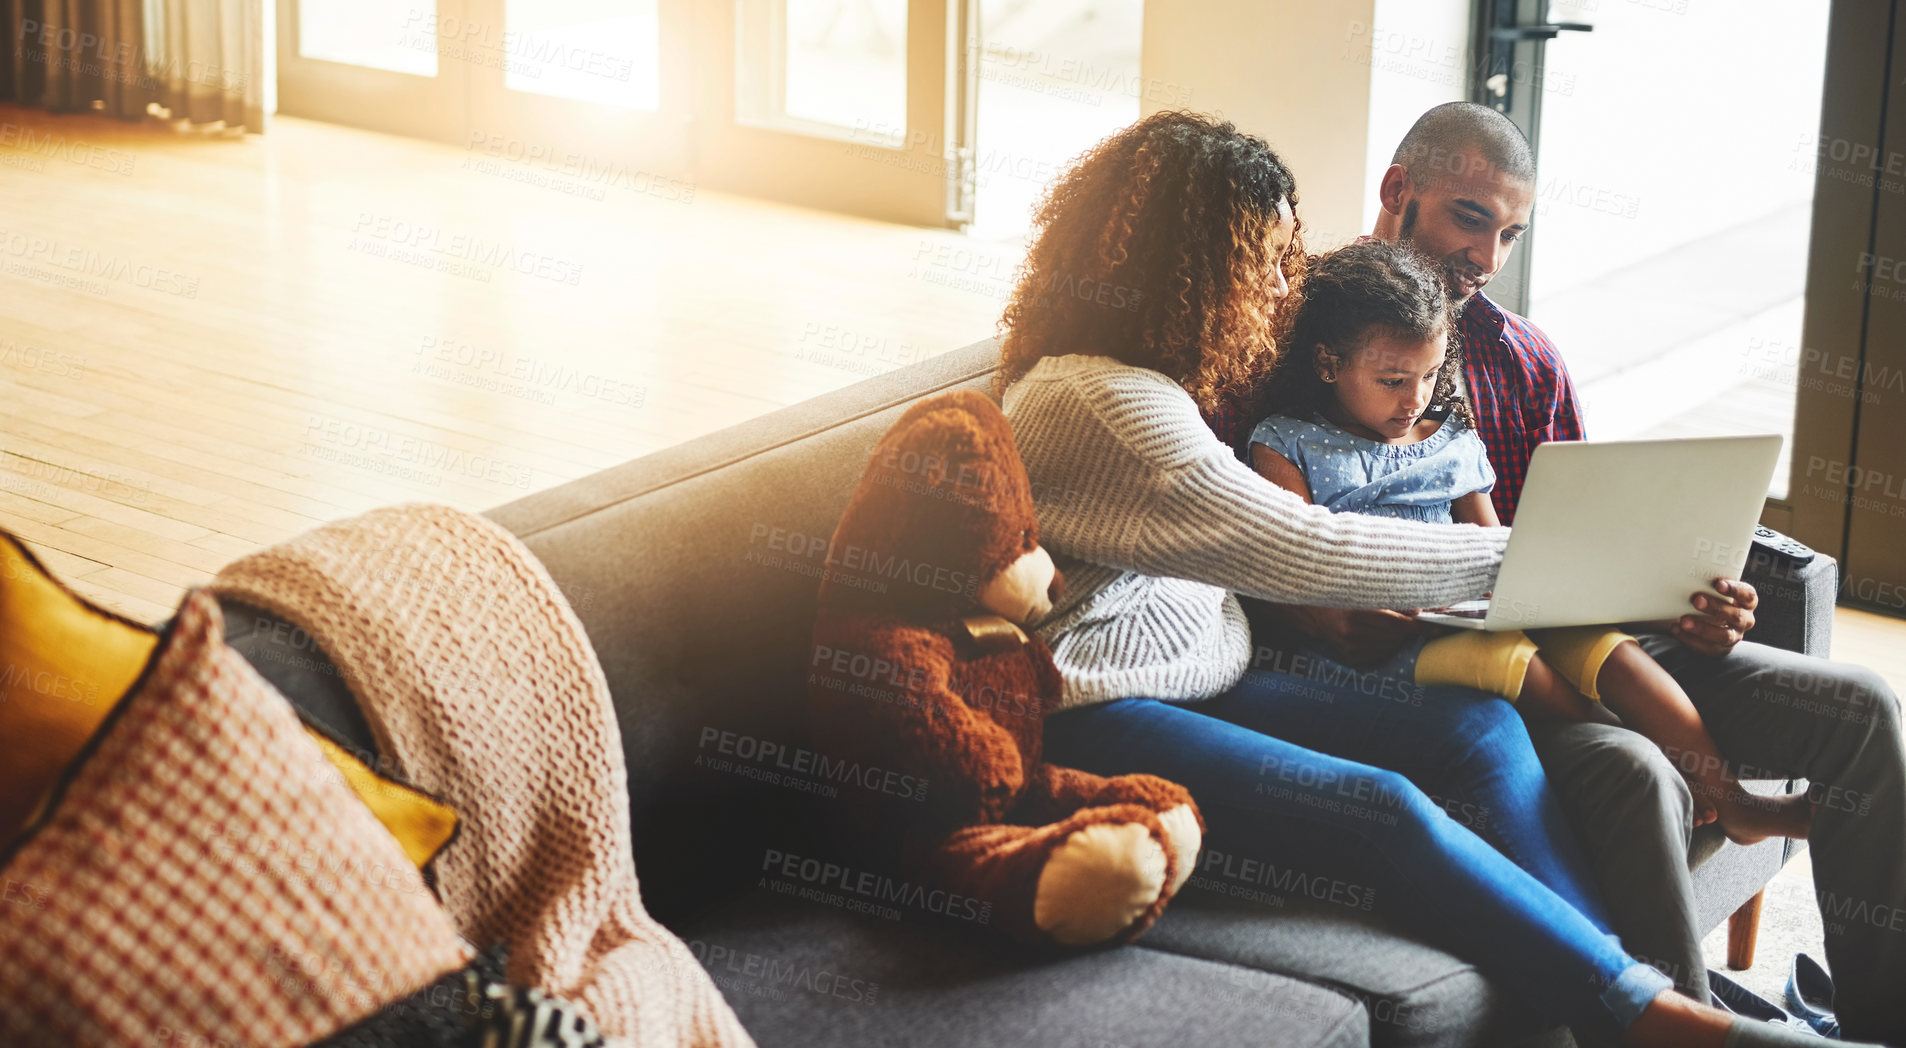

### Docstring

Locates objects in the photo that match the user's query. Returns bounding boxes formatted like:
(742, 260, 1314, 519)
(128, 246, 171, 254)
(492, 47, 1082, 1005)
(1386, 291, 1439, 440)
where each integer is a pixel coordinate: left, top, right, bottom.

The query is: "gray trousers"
(1523, 634, 1906, 1044)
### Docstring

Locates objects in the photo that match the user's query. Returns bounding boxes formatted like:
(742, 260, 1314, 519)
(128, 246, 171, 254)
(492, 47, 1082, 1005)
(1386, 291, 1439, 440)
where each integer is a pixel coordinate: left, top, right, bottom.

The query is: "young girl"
(1247, 239, 1812, 845)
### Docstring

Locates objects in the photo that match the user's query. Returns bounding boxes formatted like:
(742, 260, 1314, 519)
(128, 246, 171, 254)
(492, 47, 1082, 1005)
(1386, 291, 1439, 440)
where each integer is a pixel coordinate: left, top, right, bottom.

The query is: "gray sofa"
(225, 337, 1836, 1048)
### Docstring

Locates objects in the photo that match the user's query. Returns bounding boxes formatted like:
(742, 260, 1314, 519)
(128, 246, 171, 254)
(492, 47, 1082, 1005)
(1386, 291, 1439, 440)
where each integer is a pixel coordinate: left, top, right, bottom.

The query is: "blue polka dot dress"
(1248, 412, 1496, 524)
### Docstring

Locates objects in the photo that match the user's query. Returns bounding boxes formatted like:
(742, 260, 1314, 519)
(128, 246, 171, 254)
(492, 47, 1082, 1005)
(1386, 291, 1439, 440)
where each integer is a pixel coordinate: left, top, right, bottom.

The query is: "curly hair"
(1255, 238, 1473, 427)
(993, 110, 1303, 415)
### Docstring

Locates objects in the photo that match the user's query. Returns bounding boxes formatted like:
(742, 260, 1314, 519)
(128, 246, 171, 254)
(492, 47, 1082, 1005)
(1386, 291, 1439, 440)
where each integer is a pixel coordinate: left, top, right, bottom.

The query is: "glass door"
(277, 0, 471, 141)
(461, 0, 692, 181)
(277, 0, 971, 226)
(1472, 0, 1831, 501)
(694, 0, 970, 225)
(967, 0, 1145, 241)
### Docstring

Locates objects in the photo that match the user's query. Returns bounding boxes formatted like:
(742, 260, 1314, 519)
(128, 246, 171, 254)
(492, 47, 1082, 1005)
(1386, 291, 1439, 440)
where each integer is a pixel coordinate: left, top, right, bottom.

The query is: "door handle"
(1489, 22, 1594, 41)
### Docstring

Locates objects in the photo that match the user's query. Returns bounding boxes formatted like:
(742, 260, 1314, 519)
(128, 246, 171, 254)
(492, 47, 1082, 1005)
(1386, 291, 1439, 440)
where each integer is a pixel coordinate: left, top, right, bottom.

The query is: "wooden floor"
(0, 104, 1013, 623)
(2, 104, 1902, 695)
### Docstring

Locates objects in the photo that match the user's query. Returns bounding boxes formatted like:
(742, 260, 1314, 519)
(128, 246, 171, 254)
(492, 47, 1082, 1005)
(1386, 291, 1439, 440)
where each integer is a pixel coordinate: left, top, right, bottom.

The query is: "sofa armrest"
(1738, 546, 1837, 658)
(1684, 540, 1830, 934)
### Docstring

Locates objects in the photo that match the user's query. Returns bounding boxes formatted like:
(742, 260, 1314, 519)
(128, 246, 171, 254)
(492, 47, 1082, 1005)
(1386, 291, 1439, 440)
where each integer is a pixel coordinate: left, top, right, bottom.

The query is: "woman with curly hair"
(998, 110, 1838, 1048)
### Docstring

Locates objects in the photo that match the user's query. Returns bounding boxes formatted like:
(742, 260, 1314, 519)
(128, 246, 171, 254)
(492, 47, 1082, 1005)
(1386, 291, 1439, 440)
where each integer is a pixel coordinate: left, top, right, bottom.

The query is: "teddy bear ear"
(874, 399, 1021, 506)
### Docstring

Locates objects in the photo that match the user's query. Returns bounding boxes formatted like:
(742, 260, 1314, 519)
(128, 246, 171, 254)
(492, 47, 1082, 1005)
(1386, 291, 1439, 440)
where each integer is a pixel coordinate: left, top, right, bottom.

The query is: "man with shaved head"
(1377, 102, 1551, 521)
(1261, 102, 1906, 1043)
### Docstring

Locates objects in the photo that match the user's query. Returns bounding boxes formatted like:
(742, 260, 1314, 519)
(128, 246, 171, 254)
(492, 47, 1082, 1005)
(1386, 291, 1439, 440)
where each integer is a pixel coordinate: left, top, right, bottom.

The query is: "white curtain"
(3, 0, 265, 131)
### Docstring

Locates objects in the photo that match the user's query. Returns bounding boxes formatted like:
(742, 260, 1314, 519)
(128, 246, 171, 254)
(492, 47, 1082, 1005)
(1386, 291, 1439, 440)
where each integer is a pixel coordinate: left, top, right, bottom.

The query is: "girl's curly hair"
(993, 110, 1303, 415)
(1256, 238, 1473, 427)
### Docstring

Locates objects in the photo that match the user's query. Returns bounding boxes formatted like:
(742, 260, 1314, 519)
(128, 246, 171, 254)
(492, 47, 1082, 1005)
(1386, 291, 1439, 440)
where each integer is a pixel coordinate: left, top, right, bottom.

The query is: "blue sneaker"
(1710, 969, 1822, 1036)
(1785, 954, 1841, 1038)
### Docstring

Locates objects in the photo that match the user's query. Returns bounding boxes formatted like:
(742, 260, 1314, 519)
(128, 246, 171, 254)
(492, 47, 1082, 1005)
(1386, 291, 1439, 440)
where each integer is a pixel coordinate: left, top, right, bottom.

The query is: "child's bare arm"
(1249, 444, 1314, 503)
(1450, 491, 1500, 527)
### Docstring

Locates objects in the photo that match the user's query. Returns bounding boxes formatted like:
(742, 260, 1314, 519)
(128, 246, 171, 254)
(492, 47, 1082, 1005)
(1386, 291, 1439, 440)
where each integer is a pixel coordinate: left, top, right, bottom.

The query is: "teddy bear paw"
(1157, 803, 1201, 894)
(1032, 821, 1168, 946)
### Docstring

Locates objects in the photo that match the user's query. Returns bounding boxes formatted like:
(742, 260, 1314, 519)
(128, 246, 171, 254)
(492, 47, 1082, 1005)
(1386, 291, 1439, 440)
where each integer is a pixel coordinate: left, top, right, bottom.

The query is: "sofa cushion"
(1138, 882, 1553, 1048)
(673, 885, 1369, 1048)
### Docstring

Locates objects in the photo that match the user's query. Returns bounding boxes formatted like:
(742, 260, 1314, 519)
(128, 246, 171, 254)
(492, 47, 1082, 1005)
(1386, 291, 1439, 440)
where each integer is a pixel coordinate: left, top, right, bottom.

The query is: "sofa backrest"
(486, 339, 1000, 919)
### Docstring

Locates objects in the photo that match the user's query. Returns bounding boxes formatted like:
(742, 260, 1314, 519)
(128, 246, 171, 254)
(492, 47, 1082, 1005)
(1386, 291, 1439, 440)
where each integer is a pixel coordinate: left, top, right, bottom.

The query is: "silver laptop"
(1414, 434, 1783, 632)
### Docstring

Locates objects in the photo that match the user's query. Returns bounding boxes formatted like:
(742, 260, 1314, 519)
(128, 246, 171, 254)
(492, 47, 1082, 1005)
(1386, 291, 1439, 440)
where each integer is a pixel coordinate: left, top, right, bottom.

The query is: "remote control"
(1752, 525, 1817, 565)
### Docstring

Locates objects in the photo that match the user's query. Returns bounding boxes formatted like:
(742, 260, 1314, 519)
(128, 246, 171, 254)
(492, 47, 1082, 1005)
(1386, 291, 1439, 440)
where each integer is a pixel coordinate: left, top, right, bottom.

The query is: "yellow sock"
(1526, 628, 1635, 701)
(1415, 630, 1541, 702)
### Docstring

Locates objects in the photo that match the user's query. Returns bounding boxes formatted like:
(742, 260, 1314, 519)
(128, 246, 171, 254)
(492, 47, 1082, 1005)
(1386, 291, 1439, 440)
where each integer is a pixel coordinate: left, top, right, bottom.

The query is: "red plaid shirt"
(1458, 293, 1586, 523)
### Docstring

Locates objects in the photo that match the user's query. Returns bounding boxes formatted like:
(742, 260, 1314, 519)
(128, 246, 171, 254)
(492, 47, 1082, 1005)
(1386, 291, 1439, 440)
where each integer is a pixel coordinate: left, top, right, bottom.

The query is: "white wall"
(1360, 0, 1470, 231)
(1139, 0, 1377, 248)
(1138, 0, 1475, 246)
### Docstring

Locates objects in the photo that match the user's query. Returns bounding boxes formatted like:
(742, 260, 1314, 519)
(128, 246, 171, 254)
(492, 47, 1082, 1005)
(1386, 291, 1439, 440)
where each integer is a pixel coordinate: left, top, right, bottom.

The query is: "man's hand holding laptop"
(1663, 577, 1757, 658)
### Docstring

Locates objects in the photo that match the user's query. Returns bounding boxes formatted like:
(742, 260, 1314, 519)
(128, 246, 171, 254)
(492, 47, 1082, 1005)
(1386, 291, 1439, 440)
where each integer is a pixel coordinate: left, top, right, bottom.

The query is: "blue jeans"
(1043, 669, 1672, 1032)
(1220, 652, 1615, 927)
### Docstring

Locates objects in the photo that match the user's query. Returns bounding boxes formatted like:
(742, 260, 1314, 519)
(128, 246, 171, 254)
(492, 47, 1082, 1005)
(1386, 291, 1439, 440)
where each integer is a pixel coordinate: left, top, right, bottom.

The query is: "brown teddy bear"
(807, 390, 1202, 947)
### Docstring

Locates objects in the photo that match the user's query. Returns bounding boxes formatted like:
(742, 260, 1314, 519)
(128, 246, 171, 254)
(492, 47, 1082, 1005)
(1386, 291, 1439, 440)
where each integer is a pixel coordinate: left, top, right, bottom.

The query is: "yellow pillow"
(0, 535, 456, 867)
(306, 728, 459, 869)
(0, 539, 157, 837)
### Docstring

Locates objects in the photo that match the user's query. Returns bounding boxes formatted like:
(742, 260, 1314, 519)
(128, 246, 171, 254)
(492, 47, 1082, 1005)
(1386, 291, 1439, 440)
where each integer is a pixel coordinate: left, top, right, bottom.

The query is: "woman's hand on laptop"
(1671, 578, 1758, 657)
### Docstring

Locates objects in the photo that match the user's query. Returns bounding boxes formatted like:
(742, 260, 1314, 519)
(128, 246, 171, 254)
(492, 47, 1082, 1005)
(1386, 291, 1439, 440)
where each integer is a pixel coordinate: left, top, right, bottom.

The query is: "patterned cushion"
(0, 589, 471, 1048)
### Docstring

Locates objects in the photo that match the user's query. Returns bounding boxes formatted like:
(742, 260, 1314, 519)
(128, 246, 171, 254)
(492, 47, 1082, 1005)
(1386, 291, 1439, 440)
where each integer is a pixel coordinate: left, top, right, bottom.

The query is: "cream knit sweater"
(1002, 354, 1511, 710)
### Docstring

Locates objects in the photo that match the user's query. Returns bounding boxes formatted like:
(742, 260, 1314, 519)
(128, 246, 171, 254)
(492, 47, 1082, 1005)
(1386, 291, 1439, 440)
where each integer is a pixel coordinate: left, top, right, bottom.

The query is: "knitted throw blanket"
(211, 504, 754, 1048)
